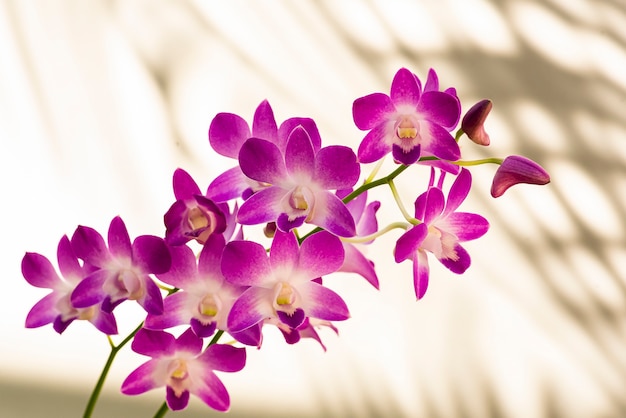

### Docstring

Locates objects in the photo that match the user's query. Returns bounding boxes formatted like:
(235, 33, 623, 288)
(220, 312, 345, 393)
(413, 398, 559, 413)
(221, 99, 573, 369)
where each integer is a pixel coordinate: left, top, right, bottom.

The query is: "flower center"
(396, 116, 419, 139)
(187, 207, 209, 231)
(167, 359, 189, 396)
(199, 294, 219, 317)
(104, 268, 144, 301)
(275, 282, 296, 306)
(289, 187, 309, 211)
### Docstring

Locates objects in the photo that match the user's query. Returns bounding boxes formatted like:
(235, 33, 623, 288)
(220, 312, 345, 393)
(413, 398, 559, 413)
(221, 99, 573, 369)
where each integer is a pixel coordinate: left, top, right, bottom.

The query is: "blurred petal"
(21, 252, 61, 289)
(71, 270, 109, 308)
(166, 387, 190, 411)
(25, 293, 59, 328)
(56, 235, 82, 280)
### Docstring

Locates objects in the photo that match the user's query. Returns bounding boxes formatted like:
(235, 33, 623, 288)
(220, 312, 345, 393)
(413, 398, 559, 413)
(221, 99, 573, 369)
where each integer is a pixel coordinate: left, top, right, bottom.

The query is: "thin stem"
(151, 330, 226, 418)
(364, 157, 386, 184)
(83, 322, 145, 418)
(388, 180, 417, 224)
(339, 221, 410, 243)
(453, 157, 503, 166)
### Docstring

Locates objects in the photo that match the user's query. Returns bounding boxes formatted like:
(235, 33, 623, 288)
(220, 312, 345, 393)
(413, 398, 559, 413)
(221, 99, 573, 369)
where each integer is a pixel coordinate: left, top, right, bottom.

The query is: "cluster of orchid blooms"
(22, 68, 550, 415)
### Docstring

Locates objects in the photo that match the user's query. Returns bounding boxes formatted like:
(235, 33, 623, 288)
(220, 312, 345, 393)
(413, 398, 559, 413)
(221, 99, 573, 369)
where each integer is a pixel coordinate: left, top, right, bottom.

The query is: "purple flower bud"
(461, 99, 492, 146)
(491, 155, 550, 198)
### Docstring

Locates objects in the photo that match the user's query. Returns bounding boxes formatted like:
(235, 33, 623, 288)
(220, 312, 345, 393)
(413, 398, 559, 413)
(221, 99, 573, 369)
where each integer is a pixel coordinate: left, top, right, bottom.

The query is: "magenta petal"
(252, 100, 278, 143)
(108, 217, 132, 260)
(198, 234, 226, 276)
(25, 293, 59, 328)
(276, 213, 306, 232)
(308, 191, 356, 237)
(423, 68, 439, 92)
(390, 68, 422, 105)
(222, 240, 272, 286)
(71, 270, 109, 308)
(392, 143, 421, 165)
(206, 166, 250, 202)
(131, 328, 176, 357)
(421, 121, 461, 161)
(22, 252, 61, 289)
(285, 126, 315, 179)
(71, 225, 110, 266)
(418, 91, 461, 129)
(174, 327, 203, 355)
(145, 292, 188, 330)
(269, 230, 299, 273)
(193, 372, 230, 412)
(357, 122, 393, 163)
(352, 93, 395, 130)
(56, 235, 82, 280)
(443, 212, 489, 241)
(340, 243, 379, 289)
(298, 231, 344, 277)
(239, 138, 287, 184)
(444, 168, 471, 215)
(121, 360, 161, 395)
(313, 145, 360, 190)
(412, 251, 430, 300)
(279, 118, 322, 153)
(439, 244, 471, 274)
(90, 309, 118, 335)
(172, 168, 201, 200)
(423, 188, 445, 224)
(209, 112, 251, 158)
(156, 244, 196, 289)
(461, 99, 492, 146)
(132, 236, 171, 274)
(357, 201, 381, 238)
(227, 287, 274, 332)
(236, 186, 284, 226)
(166, 387, 190, 411)
(299, 282, 350, 321)
(137, 276, 164, 315)
(394, 224, 428, 263)
(200, 344, 246, 373)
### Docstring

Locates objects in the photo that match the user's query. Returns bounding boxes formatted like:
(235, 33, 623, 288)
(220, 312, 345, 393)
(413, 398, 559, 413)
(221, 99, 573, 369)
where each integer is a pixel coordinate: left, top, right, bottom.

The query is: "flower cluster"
(21, 67, 550, 415)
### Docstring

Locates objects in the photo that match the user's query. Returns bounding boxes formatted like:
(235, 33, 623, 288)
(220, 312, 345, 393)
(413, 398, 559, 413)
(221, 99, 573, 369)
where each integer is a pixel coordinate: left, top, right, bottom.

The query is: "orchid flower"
(236, 125, 360, 236)
(352, 67, 461, 165)
(70, 216, 171, 315)
(223, 230, 350, 333)
(394, 168, 489, 299)
(145, 234, 261, 345)
(22, 235, 117, 334)
(121, 328, 246, 411)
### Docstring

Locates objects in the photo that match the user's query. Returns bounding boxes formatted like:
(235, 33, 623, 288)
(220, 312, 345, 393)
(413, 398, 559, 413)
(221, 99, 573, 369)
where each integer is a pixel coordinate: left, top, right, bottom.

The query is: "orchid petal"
(174, 328, 203, 355)
(221, 240, 272, 286)
(285, 126, 315, 179)
(239, 138, 286, 184)
(279, 118, 322, 152)
(352, 92, 395, 130)
(227, 287, 274, 332)
(357, 121, 394, 163)
(156, 244, 196, 289)
(121, 360, 162, 395)
(269, 230, 299, 274)
(108, 217, 132, 260)
(423, 188, 445, 224)
(441, 212, 489, 241)
(420, 121, 460, 161)
(200, 344, 246, 373)
(299, 281, 350, 321)
(252, 100, 278, 143)
(131, 328, 176, 358)
(308, 191, 356, 237)
(71, 270, 109, 308)
(418, 91, 461, 129)
(390, 68, 422, 105)
(192, 372, 230, 412)
(236, 186, 284, 226)
(25, 293, 59, 328)
(412, 250, 430, 300)
(71, 225, 109, 266)
(298, 231, 344, 278)
(137, 276, 164, 315)
(394, 224, 428, 263)
(198, 234, 226, 277)
(144, 292, 189, 330)
(172, 168, 201, 200)
(340, 243, 379, 289)
(444, 168, 471, 215)
(439, 243, 471, 274)
(166, 387, 190, 411)
(208, 112, 251, 158)
(313, 145, 360, 190)
(206, 166, 250, 202)
(132, 235, 171, 274)
(21, 252, 61, 289)
(56, 235, 82, 281)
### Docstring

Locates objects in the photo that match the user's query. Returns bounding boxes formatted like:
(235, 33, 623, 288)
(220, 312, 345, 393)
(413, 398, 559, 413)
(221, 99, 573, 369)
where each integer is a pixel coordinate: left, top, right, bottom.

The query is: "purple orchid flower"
(164, 168, 228, 246)
(70, 216, 171, 315)
(461, 99, 492, 146)
(273, 316, 339, 351)
(207, 100, 322, 202)
(145, 234, 261, 346)
(394, 168, 489, 299)
(223, 230, 350, 333)
(352, 67, 461, 165)
(22, 235, 117, 334)
(236, 125, 360, 236)
(121, 328, 246, 412)
(336, 189, 380, 289)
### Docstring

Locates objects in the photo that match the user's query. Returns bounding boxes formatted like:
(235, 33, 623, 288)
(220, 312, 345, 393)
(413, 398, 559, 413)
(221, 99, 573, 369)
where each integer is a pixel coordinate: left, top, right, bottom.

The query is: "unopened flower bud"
(461, 99, 492, 146)
(491, 155, 550, 198)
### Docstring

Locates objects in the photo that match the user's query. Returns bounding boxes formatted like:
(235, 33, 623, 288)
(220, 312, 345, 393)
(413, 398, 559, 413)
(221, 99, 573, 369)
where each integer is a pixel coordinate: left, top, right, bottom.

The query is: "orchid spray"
(22, 67, 549, 416)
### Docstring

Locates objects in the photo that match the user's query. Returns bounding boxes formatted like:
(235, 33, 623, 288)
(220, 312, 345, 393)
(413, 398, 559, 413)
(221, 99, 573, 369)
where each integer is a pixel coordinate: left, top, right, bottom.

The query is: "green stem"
(388, 180, 417, 224)
(151, 330, 225, 418)
(339, 221, 410, 243)
(83, 322, 145, 418)
(453, 157, 503, 166)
